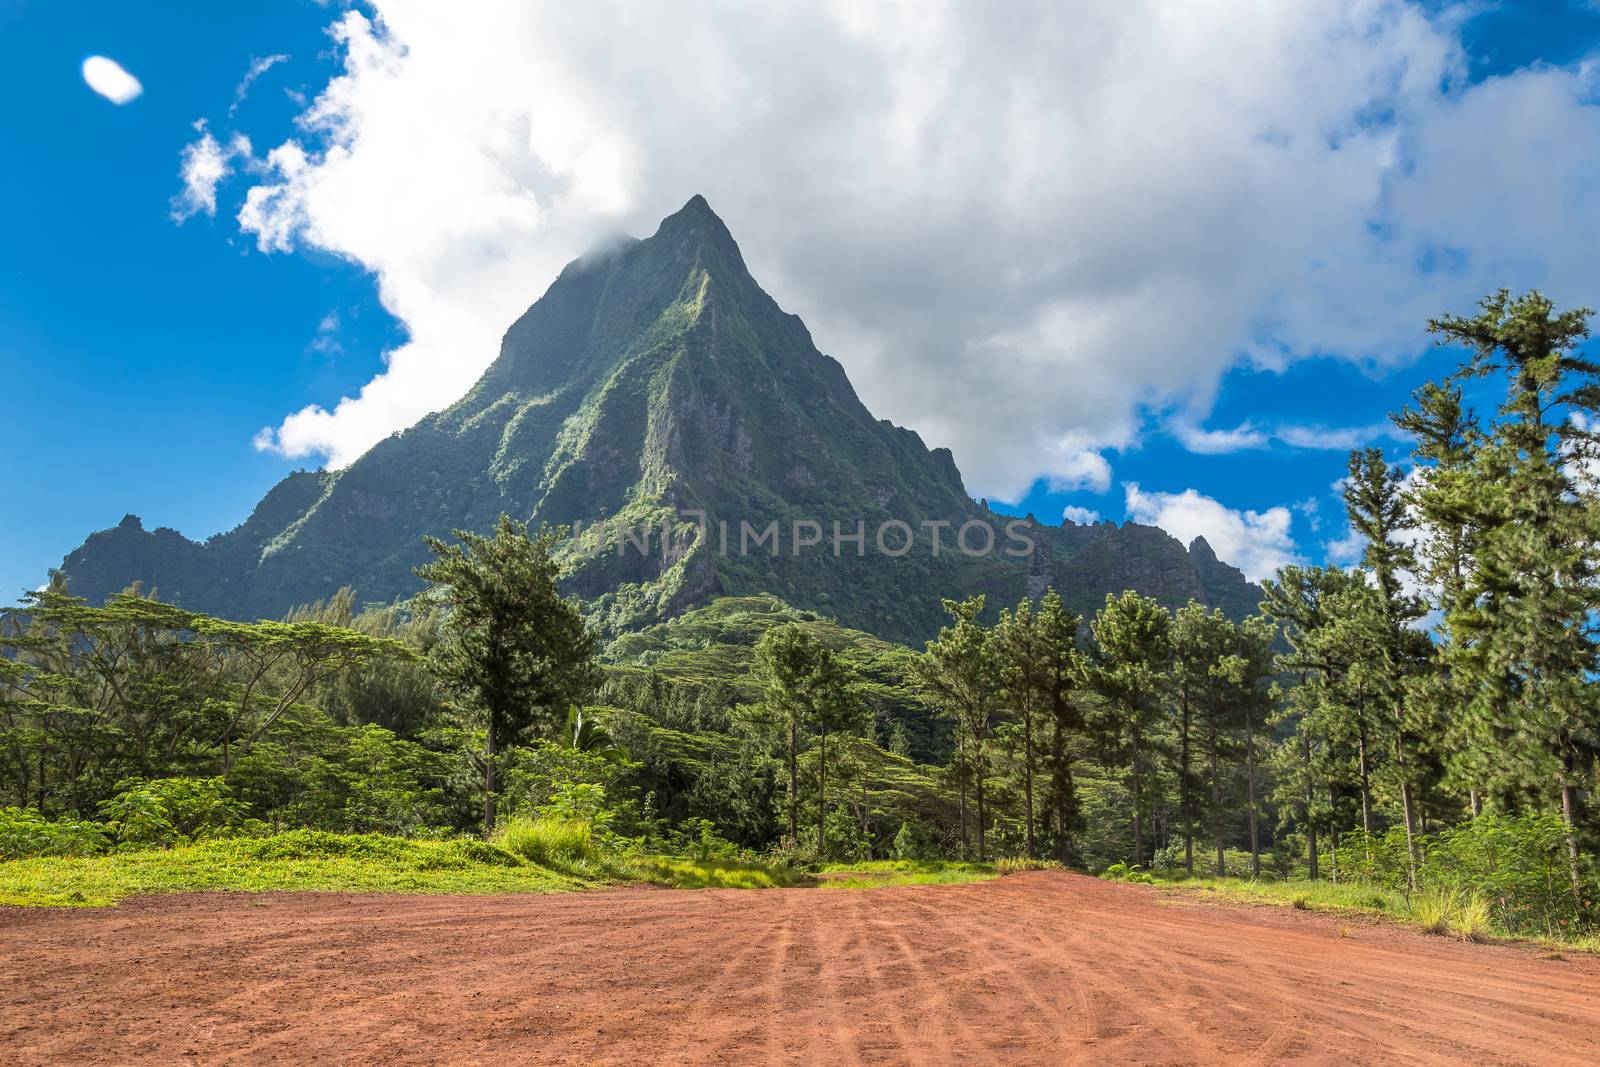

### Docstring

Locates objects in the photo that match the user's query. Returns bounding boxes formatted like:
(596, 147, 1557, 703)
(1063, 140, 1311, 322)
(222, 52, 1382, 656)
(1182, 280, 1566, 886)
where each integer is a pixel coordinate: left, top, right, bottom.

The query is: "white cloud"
(230, 54, 290, 116)
(1062, 505, 1102, 525)
(198, 2, 1600, 488)
(1324, 526, 1366, 567)
(82, 55, 141, 104)
(1276, 422, 1399, 451)
(1124, 483, 1300, 581)
(306, 311, 342, 356)
(1167, 419, 1400, 455)
(1171, 420, 1269, 455)
(1292, 496, 1323, 533)
(172, 123, 252, 222)
(1041, 438, 1113, 494)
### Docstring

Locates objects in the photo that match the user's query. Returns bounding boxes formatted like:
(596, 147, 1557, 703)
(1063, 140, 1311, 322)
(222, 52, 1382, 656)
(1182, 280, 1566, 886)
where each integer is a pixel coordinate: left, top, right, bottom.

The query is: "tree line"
(743, 291, 1600, 895)
(3, 289, 1597, 916)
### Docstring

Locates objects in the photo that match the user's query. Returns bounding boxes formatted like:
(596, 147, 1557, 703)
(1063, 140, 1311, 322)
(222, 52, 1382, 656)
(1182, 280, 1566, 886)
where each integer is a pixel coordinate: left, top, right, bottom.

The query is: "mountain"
(57, 196, 1260, 642)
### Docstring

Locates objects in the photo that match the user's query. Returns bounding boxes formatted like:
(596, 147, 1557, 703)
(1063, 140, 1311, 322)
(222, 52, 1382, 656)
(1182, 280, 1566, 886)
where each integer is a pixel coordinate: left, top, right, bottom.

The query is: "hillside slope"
(58, 197, 1259, 641)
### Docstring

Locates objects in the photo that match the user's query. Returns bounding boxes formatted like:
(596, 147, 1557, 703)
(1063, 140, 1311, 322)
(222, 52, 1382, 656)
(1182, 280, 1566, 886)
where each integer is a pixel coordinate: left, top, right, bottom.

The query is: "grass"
(0, 830, 596, 907)
(1146, 874, 1600, 951)
(637, 856, 811, 889)
(1152, 874, 1409, 916)
(491, 816, 637, 881)
(0, 827, 818, 906)
(814, 859, 999, 890)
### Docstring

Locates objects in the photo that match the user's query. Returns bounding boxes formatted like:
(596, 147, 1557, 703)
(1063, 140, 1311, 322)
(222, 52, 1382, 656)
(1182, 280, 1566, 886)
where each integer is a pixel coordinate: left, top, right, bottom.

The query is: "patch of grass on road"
(815, 859, 998, 890)
(638, 857, 812, 889)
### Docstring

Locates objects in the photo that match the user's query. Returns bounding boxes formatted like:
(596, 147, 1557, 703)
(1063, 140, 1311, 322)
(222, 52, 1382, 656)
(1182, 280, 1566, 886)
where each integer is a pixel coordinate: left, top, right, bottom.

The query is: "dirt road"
(3, 871, 1598, 1065)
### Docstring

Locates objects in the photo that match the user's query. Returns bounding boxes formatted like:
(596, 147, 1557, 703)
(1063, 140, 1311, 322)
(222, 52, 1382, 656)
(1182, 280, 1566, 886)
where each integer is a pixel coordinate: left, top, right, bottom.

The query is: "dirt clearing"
(3, 870, 1598, 1065)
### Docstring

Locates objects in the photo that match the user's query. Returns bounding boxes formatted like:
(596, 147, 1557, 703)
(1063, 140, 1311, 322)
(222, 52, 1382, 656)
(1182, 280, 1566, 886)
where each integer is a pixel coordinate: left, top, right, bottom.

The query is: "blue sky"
(4, 1, 1600, 603)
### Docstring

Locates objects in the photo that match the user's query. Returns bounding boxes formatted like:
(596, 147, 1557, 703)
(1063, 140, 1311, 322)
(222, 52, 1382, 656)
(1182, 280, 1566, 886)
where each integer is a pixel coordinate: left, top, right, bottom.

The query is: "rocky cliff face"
(58, 197, 1260, 641)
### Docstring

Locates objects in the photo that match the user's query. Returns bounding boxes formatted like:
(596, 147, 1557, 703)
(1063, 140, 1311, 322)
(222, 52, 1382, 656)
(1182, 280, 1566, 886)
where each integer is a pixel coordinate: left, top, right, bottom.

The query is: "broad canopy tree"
(417, 515, 599, 834)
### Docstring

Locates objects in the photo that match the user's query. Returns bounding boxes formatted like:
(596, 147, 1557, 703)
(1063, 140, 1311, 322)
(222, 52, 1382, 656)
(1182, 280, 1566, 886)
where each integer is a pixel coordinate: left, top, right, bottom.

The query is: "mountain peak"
(656, 194, 738, 247)
(672, 193, 718, 222)
(56, 196, 1264, 641)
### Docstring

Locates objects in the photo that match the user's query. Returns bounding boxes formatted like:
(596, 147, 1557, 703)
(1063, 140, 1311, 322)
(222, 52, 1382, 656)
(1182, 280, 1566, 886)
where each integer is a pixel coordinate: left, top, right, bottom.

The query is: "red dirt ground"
(3, 871, 1599, 1065)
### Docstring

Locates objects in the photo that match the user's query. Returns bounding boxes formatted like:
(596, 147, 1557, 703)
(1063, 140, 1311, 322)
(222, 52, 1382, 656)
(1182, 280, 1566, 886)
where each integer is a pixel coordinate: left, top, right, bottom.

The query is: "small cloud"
(82, 55, 142, 104)
(230, 54, 289, 117)
(1062, 505, 1101, 525)
(172, 122, 253, 223)
(1275, 423, 1396, 451)
(1292, 496, 1322, 533)
(1324, 526, 1365, 567)
(1124, 482, 1300, 582)
(1042, 442, 1112, 494)
(252, 426, 278, 453)
(1170, 419, 1269, 455)
(307, 312, 343, 356)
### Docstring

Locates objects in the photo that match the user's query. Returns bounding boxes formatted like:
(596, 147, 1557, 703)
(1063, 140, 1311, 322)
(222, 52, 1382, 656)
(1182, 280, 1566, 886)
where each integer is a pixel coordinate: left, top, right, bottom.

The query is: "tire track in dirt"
(5, 872, 1600, 1066)
(897, 894, 1097, 1054)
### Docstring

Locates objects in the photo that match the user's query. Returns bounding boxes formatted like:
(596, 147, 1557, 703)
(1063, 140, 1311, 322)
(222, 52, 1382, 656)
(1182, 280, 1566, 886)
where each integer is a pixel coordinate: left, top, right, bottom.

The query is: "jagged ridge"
(58, 197, 1260, 641)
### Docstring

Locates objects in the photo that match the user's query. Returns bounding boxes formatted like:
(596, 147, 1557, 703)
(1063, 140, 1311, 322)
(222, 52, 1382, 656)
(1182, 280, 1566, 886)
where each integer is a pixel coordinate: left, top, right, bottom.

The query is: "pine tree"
(1035, 590, 1086, 865)
(1427, 291, 1600, 891)
(1170, 601, 1232, 874)
(915, 596, 1001, 861)
(809, 645, 867, 860)
(996, 596, 1049, 858)
(1343, 448, 1434, 886)
(1394, 382, 1485, 813)
(1087, 591, 1172, 867)
(1261, 565, 1367, 880)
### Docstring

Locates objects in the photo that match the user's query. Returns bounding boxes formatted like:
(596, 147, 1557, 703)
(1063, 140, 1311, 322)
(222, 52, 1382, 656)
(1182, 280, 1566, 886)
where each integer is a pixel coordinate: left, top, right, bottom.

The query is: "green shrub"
(494, 816, 601, 868)
(97, 777, 247, 847)
(1100, 861, 1154, 884)
(1332, 814, 1596, 938)
(415, 839, 525, 871)
(668, 817, 739, 862)
(228, 829, 422, 863)
(1406, 887, 1495, 940)
(0, 807, 110, 860)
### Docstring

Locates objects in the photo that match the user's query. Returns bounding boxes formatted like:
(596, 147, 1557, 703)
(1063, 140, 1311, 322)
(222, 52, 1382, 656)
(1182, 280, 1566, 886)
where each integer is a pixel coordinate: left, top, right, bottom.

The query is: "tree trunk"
(1357, 723, 1372, 834)
(1059, 761, 1076, 865)
(483, 715, 499, 835)
(817, 726, 828, 859)
(1130, 734, 1143, 867)
(1303, 732, 1318, 880)
(787, 714, 799, 842)
(1246, 706, 1260, 880)
(1398, 779, 1418, 891)
(975, 753, 987, 863)
(1180, 694, 1194, 874)
(1469, 789, 1481, 818)
(1210, 738, 1223, 877)
(1561, 766, 1583, 899)
(957, 738, 968, 860)
(1023, 705, 1036, 860)
(1051, 708, 1073, 865)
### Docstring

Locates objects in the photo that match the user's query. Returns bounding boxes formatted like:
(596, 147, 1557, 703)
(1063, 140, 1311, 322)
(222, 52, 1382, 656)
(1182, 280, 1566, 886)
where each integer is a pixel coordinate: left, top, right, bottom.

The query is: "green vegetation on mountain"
(56, 196, 1258, 643)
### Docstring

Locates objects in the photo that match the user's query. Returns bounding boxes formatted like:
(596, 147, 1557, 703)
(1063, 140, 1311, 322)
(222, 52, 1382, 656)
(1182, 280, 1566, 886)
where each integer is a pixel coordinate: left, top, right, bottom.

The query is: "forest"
(3, 290, 1598, 941)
